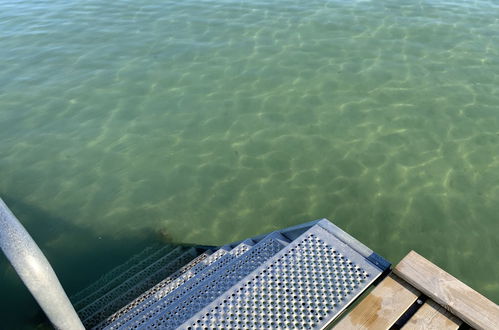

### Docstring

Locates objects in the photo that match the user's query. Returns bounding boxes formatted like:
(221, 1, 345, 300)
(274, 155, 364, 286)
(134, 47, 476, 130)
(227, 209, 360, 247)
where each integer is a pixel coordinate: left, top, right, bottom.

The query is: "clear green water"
(1, 0, 499, 326)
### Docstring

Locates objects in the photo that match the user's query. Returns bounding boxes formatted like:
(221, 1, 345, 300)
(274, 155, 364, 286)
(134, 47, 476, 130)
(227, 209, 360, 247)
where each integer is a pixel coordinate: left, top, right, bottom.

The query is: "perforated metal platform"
(182, 225, 380, 329)
(73, 219, 389, 330)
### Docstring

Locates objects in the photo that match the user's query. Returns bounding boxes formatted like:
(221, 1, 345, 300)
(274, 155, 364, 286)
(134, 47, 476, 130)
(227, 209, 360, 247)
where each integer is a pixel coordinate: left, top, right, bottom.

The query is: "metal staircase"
(71, 220, 390, 330)
(1, 198, 390, 329)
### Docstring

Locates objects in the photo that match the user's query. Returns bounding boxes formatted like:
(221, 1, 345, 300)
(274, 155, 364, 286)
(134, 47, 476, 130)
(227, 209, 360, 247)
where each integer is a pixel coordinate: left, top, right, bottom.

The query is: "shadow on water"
(0, 194, 182, 329)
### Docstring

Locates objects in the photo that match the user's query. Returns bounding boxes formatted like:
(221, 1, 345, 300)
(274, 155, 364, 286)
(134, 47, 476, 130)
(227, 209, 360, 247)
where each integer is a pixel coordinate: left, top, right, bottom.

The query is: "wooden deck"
(333, 251, 499, 330)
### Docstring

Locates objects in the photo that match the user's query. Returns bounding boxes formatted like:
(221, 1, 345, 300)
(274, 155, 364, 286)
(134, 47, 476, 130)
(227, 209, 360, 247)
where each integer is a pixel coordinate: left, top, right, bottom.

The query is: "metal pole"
(0, 198, 84, 330)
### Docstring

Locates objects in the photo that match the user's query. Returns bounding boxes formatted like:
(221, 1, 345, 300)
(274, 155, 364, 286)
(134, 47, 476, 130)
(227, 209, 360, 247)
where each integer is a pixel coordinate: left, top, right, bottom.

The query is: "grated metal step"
(73, 245, 172, 311)
(70, 245, 159, 305)
(180, 225, 382, 329)
(104, 240, 257, 330)
(94, 249, 215, 330)
(133, 233, 290, 329)
(80, 246, 196, 328)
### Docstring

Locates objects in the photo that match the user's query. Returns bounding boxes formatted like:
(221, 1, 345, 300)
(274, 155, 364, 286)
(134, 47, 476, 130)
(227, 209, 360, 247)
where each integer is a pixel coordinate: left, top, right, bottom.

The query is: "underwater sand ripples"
(1, 0, 499, 314)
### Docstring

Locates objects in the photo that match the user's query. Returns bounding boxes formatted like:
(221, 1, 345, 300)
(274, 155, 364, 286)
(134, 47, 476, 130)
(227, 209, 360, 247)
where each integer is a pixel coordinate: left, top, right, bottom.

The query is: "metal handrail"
(0, 198, 84, 330)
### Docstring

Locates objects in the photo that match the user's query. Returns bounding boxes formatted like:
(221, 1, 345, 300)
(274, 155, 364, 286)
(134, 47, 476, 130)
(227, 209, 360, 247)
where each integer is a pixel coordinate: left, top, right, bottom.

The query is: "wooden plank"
(394, 250, 499, 330)
(402, 299, 462, 329)
(333, 274, 420, 329)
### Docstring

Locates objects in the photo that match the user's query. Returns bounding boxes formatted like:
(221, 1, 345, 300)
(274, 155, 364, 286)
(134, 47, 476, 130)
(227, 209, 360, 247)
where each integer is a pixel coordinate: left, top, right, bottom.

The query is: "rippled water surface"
(1, 0, 499, 326)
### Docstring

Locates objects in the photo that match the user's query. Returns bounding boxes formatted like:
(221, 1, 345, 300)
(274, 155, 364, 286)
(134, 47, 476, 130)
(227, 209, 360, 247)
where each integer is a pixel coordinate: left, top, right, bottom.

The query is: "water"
(1, 0, 498, 326)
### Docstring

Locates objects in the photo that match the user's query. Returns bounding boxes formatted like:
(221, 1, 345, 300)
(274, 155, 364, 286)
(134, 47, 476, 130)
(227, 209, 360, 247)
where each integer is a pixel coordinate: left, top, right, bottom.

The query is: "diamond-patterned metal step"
(181, 225, 383, 330)
(136, 233, 290, 329)
(106, 239, 257, 330)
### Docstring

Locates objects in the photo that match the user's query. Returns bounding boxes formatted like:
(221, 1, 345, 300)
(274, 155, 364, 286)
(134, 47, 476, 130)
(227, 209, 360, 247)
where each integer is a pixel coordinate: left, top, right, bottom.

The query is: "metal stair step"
(80, 246, 193, 327)
(70, 245, 159, 304)
(74, 245, 173, 310)
(129, 232, 290, 329)
(181, 224, 384, 330)
(94, 249, 214, 330)
(104, 240, 256, 330)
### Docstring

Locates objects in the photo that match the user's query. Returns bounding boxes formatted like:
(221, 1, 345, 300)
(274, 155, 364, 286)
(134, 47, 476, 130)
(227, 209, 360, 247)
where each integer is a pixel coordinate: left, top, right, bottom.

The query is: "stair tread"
(105, 240, 256, 329)
(94, 250, 213, 330)
(181, 224, 383, 330)
(73, 245, 172, 310)
(128, 233, 289, 329)
(70, 245, 159, 304)
(80, 246, 195, 327)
